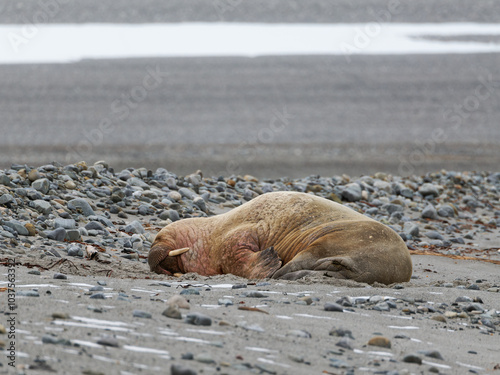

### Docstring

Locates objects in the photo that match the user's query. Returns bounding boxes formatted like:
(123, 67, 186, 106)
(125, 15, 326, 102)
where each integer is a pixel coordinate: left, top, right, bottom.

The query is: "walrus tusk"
(169, 247, 190, 257)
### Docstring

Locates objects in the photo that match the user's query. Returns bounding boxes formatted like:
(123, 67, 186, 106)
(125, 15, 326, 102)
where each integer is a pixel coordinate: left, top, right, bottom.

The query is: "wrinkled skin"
(148, 192, 412, 284)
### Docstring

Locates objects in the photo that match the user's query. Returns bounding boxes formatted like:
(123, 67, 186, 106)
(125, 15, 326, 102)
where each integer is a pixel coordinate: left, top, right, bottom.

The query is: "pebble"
(67, 198, 95, 217)
(124, 220, 145, 234)
(287, 329, 312, 338)
(185, 312, 212, 326)
(402, 354, 422, 364)
(421, 204, 438, 220)
(242, 291, 266, 298)
(17, 290, 40, 297)
(324, 302, 344, 312)
(97, 336, 120, 347)
(53, 272, 67, 280)
(170, 364, 197, 375)
(32, 199, 52, 215)
(367, 336, 391, 348)
(132, 310, 152, 319)
(180, 288, 200, 296)
(89, 293, 106, 299)
(163, 305, 182, 319)
(32, 178, 50, 195)
(194, 352, 216, 364)
(329, 328, 354, 339)
(418, 350, 444, 360)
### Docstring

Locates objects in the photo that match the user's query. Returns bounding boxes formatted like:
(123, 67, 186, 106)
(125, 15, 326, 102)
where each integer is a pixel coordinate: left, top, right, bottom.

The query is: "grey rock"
(426, 231, 444, 240)
(329, 358, 351, 369)
(455, 296, 472, 303)
(0, 230, 15, 238)
(166, 209, 180, 222)
(404, 223, 419, 237)
(89, 285, 104, 292)
(400, 187, 414, 198)
(42, 335, 72, 346)
(124, 220, 145, 234)
(66, 229, 81, 242)
(180, 288, 200, 296)
(218, 298, 233, 306)
(90, 293, 106, 299)
(335, 337, 354, 350)
(32, 199, 52, 215)
(128, 177, 150, 189)
(342, 183, 362, 202)
(68, 198, 95, 217)
(178, 187, 195, 200)
(242, 291, 266, 298)
(324, 303, 344, 312)
(329, 328, 354, 339)
(3, 220, 29, 236)
(0, 174, 12, 186)
(54, 218, 77, 230)
(194, 353, 215, 364)
(421, 204, 438, 220)
(0, 194, 14, 205)
(32, 178, 50, 195)
(232, 283, 247, 289)
(185, 312, 212, 326)
(97, 336, 119, 347)
(17, 290, 40, 297)
(133, 310, 152, 319)
(418, 350, 444, 360)
(170, 364, 197, 375)
(438, 204, 455, 218)
(373, 302, 391, 311)
(85, 221, 105, 231)
(237, 321, 265, 332)
(46, 228, 67, 242)
(402, 354, 422, 364)
(193, 196, 207, 212)
(287, 329, 311, 338)
(53, 273, 68, 279)
(418, 183, 440, 197)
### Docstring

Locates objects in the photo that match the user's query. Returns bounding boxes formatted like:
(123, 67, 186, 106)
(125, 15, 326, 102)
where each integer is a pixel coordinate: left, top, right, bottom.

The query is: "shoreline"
(0, 161, 499, 374)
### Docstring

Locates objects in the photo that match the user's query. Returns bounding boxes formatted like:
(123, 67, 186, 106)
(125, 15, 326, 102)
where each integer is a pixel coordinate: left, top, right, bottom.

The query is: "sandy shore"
(1, 253, 499, 375)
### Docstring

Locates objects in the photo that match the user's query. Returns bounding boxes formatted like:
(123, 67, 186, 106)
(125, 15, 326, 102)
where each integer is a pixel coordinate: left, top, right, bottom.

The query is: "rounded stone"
(367, 336, 391, 348)
(342, 183, 362, 202)
(68, 198, 95, 217)
(185, 312, 212, 326)
(0, 194, 14, 205)
(162, 305, 182, 320)
(324, 302, 344, 312)
(32, 178, 50, 195)
(421, 204, 438, 220)
(28, 169, 41, 182)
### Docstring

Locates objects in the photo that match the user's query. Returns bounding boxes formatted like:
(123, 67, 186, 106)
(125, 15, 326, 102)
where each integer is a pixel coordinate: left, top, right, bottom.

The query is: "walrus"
(148, 191, 412, 284)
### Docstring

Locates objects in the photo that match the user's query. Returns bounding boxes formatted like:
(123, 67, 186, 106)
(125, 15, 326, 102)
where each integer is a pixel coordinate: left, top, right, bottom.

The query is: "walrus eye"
(169, 247, 190, 257)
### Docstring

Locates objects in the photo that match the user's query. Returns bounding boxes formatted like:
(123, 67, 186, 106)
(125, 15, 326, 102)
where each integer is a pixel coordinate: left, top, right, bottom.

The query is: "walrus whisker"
(169, 247, 190, 257)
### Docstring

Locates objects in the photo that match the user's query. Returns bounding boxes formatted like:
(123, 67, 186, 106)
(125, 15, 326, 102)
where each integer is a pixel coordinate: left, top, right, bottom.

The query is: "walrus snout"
(148, 243, 185, 275)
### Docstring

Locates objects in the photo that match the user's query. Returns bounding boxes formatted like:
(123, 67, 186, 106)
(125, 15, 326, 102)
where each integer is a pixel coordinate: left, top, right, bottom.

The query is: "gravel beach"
(1, 161, 499, 374)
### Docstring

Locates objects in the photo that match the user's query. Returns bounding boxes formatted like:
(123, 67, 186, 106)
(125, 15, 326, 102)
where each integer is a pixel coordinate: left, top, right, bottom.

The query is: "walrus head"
(148, 243, 189, 275)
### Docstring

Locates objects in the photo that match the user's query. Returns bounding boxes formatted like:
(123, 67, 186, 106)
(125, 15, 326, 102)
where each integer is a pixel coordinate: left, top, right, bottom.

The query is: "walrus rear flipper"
(232, 246, 282, 279)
